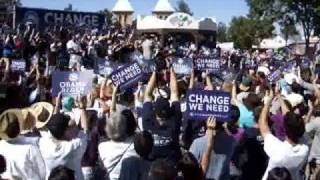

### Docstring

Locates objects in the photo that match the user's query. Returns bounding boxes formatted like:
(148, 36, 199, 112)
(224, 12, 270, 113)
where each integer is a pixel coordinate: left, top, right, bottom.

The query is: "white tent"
(112, 0, 134, 12)
(153, 0, 175, 13)
(259, 36, 286, 49)
(217, 42, 234, 51)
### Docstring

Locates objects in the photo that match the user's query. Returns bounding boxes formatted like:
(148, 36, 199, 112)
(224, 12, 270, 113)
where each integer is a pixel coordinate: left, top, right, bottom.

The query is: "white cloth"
(39, 131, 88, 180)
(67, 40, 81, 53)
(262, 133, 309, 180)
(0, 136, 46, 180)
(98, 138, 137, 180)
(142, 39, 153, 60)
(67, 40, 82, 69)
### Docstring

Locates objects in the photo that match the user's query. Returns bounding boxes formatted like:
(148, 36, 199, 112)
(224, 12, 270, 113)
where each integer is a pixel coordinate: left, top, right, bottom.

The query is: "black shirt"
(142, 101, 182, 162)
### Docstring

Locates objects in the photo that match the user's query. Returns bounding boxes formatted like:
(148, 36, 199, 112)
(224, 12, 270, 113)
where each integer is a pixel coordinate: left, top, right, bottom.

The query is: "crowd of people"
(0, 20, 320, 180)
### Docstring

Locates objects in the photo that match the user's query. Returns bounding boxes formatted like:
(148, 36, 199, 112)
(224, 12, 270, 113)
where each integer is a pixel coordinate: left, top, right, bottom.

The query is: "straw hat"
(20, 108, 37, 134)
(31, 102, 54, 129)
(0, 109, 23, 140)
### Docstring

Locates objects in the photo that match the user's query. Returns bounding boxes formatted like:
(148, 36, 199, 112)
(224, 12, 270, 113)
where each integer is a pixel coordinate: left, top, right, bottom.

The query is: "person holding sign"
(142, 68, 182, 163)
(190, 109, 238, 180)
(258, 90, 308, 180)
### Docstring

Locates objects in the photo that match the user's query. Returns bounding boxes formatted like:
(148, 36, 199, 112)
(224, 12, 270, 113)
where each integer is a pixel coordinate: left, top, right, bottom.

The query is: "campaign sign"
(268, 70, 282, 83)
(172, 58, 193, 75)
(186, 90, 231, 121)
(16, 7, 105, 30)
(195, 57, 220, 73)
(136, 58, 156, 73)
(94, 58, 114, 75)
(52, 71, 94, 97)
(110, 62, 144, 90)
(10, 59, 26, 72)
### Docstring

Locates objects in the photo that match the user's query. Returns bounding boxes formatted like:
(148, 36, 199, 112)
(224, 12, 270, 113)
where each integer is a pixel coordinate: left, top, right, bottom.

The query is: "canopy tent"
(259, 36, 286, 49)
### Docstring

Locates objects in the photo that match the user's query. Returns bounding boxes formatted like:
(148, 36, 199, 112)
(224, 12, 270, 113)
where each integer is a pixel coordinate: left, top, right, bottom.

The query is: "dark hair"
(134, 131, 154, 160)
(46, 114, 70, 140)
(86, 110, 98, 131)
(177, 152, 204, 180)
(291, 82, 301, 94)
(118, 89, 135, 107)
(227, 105, 241, 134)
(253, 106, 263, 123)
(230, 105, 240, 121)
(48, 165, 75, 180)
(267, 167, 292, 180)
(283, 112, 305, 144)
(148, 159, 177, 180)
(257, 71, 266, 79)
(0, 154, 6, 174)
(243, 93, 261, 111)
(4, 114, 20, 139)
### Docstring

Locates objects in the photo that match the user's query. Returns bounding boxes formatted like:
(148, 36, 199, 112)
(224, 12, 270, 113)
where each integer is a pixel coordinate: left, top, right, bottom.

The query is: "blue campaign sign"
(172, 57, 193, 75)
(94, 58, 114, 75)
(268, 69, 282, 83)
(194, 57, 220, 73)
(52, 71, 94, 97)
(186, 90, 231, 122)
(10, 59, 26, 72)
(110, 62, 144, 90)
(16, 7, 105, 30)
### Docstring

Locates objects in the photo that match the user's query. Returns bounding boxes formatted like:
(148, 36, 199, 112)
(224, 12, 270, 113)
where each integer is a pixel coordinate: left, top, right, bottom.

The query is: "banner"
(16, 7, 105, 29)
(186, 90, 231, 121)
(131, 53, 156, 74)
(52, 71, 94, 97)
(110, 62, 143, 90)
(10, 59, 26, 72)
(94, 58, 114, 75)
(194, 57, 220, 73)
(172, 58, 193, 75)
(268, 69, 282, 83)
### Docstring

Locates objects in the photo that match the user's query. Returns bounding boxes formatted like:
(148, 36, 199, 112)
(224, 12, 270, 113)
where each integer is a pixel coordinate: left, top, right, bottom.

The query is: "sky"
(20, 0, 249, 24)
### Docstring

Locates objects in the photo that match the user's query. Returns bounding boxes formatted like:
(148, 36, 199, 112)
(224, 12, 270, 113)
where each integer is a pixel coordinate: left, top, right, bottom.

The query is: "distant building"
(152, 0, 174, 20)
(112, 0, 134, 27)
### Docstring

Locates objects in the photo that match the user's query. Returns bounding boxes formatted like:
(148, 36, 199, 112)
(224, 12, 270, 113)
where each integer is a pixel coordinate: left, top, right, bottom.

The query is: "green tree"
(217, 22, 228, 42)
(247, 0, 320, 53)
(99, 8, 113, 25)
(228, 16, 274, 49)
(175, 0, 193, 16)
(228, 16, 254, 49)
(279, 16, 299, 45)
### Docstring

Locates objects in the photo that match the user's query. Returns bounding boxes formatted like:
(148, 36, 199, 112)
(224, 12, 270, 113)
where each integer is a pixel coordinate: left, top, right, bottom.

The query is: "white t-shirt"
(39, 131, 88, 180)
(98, 137, 137, 180)
(262, 133, 309, 180)
(142, 39, 153, 60)
(0, 137, 46, 180)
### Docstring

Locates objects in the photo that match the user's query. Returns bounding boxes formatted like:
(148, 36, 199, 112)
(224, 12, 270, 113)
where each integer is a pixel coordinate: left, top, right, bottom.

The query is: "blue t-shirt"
(239, 103, 255, 128)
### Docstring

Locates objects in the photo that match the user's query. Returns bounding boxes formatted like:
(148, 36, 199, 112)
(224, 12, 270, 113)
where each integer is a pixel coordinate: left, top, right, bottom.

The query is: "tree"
(228, 16, 274, 49)
(99, 8, 113, 25)
(175, 0, 193, 16)
(64, 3, 72, 11)
(279, 16, 299, 45)
(247, 0, 320, 53)
(217, 22, 228, 42)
